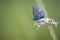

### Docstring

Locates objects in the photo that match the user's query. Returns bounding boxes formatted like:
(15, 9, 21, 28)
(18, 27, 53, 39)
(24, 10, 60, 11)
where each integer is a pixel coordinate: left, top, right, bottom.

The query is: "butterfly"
(33, 6, 45, 21)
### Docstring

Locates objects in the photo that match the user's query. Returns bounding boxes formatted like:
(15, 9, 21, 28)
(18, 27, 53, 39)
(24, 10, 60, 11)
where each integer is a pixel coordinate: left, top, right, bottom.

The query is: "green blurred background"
(0, 0, 60, 40)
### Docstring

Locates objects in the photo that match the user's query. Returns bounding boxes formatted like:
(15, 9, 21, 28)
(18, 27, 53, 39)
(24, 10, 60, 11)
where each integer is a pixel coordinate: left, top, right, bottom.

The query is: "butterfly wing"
(33, 6, 45, 21)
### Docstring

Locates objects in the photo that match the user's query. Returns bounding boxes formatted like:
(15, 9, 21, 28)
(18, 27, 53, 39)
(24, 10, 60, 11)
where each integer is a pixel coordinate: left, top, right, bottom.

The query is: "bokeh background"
(0, 0, 60, 40)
